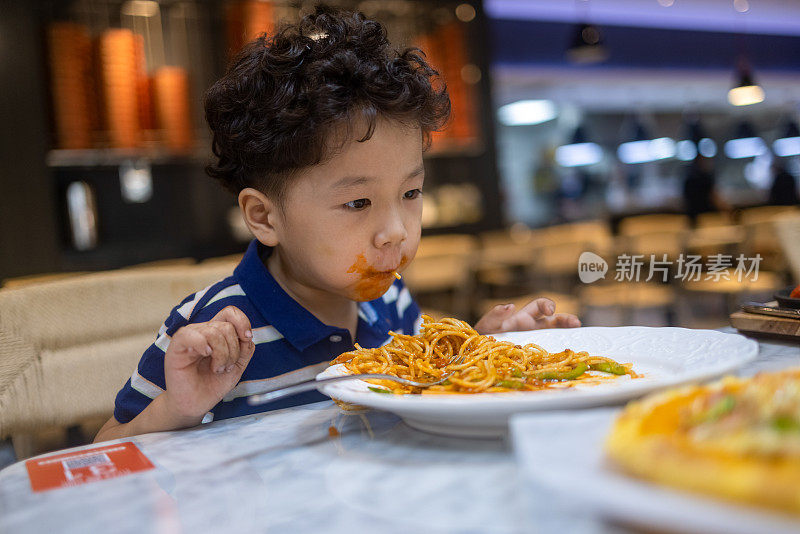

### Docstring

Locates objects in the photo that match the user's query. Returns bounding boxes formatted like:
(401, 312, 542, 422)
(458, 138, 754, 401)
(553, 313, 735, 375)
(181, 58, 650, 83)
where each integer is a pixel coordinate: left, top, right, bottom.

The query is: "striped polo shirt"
(113, 239, 422, 424)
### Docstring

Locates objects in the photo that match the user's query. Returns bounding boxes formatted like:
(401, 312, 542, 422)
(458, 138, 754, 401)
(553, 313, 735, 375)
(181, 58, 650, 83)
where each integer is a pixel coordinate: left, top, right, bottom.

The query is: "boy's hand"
(475, 298, 581, 335)
(162, 306, 256, 421)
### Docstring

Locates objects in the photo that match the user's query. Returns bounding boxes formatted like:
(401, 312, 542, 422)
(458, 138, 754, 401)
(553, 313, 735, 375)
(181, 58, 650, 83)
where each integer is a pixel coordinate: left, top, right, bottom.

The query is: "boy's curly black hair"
(204, 4, 451, 199)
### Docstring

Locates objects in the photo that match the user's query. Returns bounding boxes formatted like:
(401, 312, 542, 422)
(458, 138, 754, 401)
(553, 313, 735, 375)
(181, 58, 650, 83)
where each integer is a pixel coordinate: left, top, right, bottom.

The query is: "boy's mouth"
(346, 254, 408, 300)
(347, 254, 407, 277)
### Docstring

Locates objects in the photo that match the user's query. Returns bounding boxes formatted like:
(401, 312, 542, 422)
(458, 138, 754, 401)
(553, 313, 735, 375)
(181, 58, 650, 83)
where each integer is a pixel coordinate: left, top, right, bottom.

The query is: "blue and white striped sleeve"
(112, 291, 198, 424)
(396, 280, 422, 335)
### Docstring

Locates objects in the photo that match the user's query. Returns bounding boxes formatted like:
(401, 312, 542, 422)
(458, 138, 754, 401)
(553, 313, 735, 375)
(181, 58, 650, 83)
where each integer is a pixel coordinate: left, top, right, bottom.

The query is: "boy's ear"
(238, 188, 281, 247)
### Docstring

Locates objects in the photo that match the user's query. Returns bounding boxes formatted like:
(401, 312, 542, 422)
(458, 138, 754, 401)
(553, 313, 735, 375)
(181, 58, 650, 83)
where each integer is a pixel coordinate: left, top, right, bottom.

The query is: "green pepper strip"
(368, 386, 393, 394)
(698, 395, 736, 423)
(771, 416, 800, 432)
(533, 362, 588, 381)
(589, 362, 628, 375)
(495, 379, 525, 389)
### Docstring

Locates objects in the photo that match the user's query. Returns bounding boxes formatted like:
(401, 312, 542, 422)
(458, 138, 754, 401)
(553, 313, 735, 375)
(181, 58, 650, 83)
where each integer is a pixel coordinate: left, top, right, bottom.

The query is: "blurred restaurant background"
(0, 0, 799, 456)
(2, 0, 800, 322)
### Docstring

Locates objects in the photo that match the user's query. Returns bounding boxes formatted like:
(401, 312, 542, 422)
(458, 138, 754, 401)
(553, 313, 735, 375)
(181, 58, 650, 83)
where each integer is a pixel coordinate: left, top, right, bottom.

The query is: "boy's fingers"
(204, 327, 232, 373)
(235, 339, 256, 371)
(213, 322, 240, 371)
(475, 303, 515, 334)
(210, 306, 253, 341)
(502, 312, 538, 332)
(220, 323, 240, 372)
(171, 327, 213, 362)
(545, 313, 581, 329)
(519, 298, 555, 319)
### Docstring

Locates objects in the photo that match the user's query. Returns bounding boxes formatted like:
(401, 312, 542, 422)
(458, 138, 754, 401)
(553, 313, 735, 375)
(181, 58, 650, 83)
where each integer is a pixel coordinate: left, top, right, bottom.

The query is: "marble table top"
(0, 329, 797, 534)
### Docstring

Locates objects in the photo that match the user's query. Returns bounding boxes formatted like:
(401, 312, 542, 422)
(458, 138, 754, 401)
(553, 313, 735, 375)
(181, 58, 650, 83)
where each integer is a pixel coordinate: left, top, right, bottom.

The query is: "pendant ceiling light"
(497, 100, 558, 126)
(773, 118, 800, 157)
(566, 23, 609, 64)
(676, 116, 717, 161)
(555, 126, 603, 167)
(728, 60, 765, 107)
(723, 120, 766, 159)
(617, 118, 675, 164)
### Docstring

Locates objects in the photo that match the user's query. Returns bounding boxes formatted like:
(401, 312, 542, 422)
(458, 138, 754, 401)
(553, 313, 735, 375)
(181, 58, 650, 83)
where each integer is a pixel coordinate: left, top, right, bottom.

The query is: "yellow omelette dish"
(606, 367, 800, 515)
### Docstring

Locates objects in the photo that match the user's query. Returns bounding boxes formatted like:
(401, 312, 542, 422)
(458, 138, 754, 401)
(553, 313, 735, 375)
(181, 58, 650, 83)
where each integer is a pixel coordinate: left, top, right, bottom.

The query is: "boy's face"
(269, 118, 424, 302)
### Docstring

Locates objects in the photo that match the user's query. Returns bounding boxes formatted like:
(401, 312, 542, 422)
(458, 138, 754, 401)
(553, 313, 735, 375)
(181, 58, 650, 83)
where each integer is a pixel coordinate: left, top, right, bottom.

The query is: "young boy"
(94, 5, 579, 443)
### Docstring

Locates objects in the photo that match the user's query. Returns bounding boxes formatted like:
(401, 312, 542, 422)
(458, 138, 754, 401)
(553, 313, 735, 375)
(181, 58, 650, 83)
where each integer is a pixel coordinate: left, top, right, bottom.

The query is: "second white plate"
(317, 326, 758, 437)
(510, 409, 800, 534)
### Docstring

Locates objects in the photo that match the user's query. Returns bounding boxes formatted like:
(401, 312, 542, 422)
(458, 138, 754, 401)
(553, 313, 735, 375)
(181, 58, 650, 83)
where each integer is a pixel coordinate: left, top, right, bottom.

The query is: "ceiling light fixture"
(566, 23, 609, 64)
(617, 119, 675, 164)
(724, 121, 766, 159)
(676, 116, 717, 161)
(497, 100, 557, 126)
(773, 118, 800, 157)
(728, 60, 765, 106)
(555, 126, 603, 167)
(455, 3, 476, 22)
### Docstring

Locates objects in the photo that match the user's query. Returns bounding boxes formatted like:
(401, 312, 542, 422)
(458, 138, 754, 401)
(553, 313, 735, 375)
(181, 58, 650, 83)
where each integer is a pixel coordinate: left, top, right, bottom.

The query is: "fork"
(246, 351, 465, 406)
(246, 372, 454, 406)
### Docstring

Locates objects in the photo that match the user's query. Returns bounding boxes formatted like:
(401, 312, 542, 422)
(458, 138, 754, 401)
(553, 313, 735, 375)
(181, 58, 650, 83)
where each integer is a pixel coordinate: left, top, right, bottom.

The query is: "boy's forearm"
(94, 394, 204, 443)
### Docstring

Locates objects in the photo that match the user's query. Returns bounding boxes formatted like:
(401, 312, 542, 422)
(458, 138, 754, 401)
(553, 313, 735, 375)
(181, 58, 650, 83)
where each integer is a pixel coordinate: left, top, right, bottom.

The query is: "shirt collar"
(233, 240, 390, 351)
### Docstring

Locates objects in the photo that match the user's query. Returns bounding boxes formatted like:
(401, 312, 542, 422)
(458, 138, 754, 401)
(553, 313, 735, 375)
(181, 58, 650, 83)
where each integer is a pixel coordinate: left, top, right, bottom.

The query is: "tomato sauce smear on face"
(347, 253, 407, 301)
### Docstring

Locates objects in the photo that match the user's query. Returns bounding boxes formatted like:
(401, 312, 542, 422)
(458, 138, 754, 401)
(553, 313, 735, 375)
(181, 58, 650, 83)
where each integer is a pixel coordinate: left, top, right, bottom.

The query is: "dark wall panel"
(0, 0, 60, 279)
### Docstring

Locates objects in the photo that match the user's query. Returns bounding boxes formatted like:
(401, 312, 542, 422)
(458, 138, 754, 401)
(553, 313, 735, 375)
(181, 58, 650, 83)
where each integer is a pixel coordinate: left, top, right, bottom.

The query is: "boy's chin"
(346, 279, 395, 302)
(349, 288, 391, 302)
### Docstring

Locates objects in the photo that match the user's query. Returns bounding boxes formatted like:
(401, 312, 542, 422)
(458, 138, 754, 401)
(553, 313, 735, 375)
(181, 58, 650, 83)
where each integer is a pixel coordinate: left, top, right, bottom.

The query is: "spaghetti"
(331, 315, 639, 394)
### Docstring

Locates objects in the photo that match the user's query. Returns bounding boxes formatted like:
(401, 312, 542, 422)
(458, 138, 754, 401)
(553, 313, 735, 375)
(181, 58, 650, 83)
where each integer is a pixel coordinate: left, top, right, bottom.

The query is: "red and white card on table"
(25, 442, 154, 492)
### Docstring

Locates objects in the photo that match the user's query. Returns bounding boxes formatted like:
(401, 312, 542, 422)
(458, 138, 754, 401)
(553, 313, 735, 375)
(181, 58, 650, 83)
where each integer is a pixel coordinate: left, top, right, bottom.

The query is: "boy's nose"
(374, 211, 407, 249)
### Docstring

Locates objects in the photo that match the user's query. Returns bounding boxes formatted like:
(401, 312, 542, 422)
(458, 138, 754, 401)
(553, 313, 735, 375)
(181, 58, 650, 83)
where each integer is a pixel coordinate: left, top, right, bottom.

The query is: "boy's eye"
(345, 198, 371, 210)
(404, 188, 422, 200)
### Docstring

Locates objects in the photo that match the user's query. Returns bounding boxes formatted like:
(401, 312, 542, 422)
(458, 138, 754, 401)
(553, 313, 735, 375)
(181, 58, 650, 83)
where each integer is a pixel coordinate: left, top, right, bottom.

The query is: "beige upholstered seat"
(0, 261, 237, 457)
(2, 271, 88, 290)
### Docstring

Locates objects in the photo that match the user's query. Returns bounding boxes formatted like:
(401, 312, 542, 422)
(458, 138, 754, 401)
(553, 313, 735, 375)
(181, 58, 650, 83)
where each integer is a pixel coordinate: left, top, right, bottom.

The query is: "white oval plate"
(510, 409, 800, 534)
(317, 326, 758, 437)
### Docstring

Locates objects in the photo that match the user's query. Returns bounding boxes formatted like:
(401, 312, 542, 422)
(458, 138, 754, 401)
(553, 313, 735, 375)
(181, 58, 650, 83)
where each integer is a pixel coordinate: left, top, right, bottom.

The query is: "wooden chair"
(618, 214, 690, 236)
(0, 261, 236, 459)
(739, 206, 800, 273)
(679, 269, 783, 317)
(695, 211, 734, 228)
(474, 226, 538, 297)
(579, 282, 676, 326)
(402, 234, 478, 319)
(478, 225, 537, 270)
(773, 212, 800, 285)
(617, 214, 690, 260)
(528, 220, 615, 292)
(685, 224, 745, 257)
